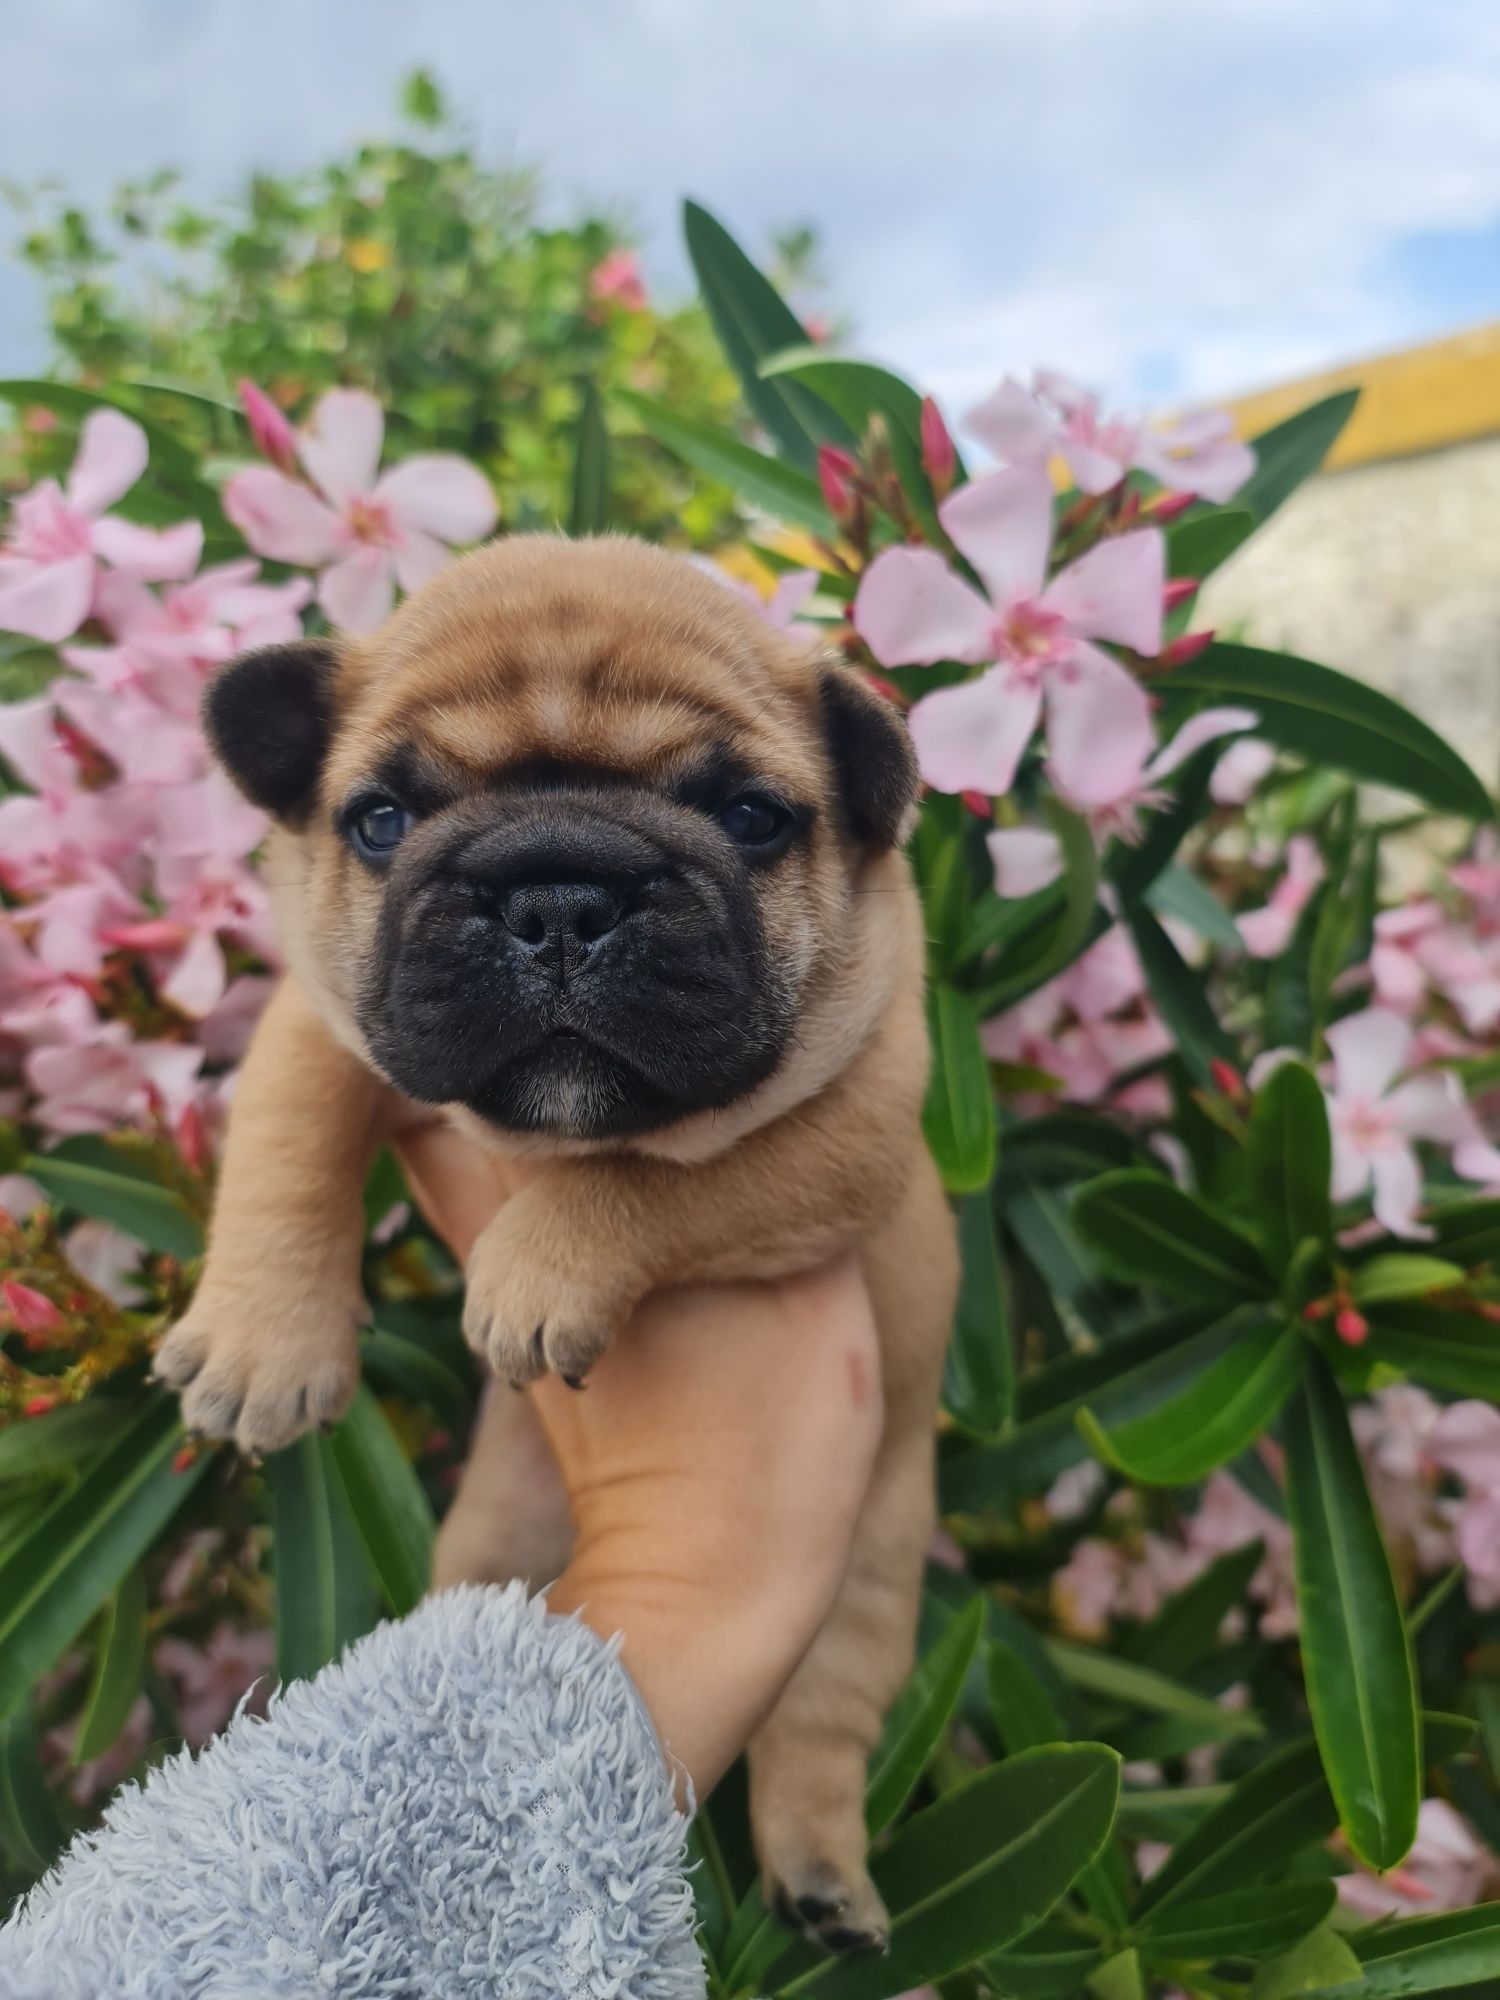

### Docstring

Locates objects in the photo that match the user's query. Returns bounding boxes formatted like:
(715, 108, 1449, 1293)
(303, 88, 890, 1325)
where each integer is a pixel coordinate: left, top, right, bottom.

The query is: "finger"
(393, 1125, 519, 1259)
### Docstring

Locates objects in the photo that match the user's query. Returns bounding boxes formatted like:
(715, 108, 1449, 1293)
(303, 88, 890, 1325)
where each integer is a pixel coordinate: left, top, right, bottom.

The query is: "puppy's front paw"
(462, 1198, 634, 1388)
(153, 1278, 364, 1455)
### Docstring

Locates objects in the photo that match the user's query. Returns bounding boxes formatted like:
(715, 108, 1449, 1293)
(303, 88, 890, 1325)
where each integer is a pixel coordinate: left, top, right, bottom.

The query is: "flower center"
(993, 599, 1072, 675)
(6, 485, 93, 563)
(344, 495, 399, 548)
(1339, 1095, 1396, 1152)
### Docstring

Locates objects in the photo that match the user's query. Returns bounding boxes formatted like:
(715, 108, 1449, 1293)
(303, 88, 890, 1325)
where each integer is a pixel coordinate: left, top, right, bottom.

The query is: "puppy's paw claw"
(462, 1211, 628, 1388)
(153, 1286, 362, 1456)
(769, 1860, 889, 1958)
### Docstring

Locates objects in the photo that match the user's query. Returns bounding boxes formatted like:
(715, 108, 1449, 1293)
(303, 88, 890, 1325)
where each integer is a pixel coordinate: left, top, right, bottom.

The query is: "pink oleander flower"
(224, 387, 497, 633)
(986, 711, 1258, 892)
(853, 463, 1163, 805)
(588, 247, 648, 312)
(1323, 1008, 1500, 1238)
(1337, 1799, 1497, 1920)
(1187, 1468, 1298, 1639)
(983, 926, 1173, 1112)
(0, 410, 202, 642)
(964, 369, 1255, 503)
(700, 562, 820, 633)
(1238, 834, 1324, 958)
(155, 1623, 275, 1747)
(1427, 1402, 1500, 1610)
(25, 1027, 204, 1138)
(1369, 900, 1500, 1036)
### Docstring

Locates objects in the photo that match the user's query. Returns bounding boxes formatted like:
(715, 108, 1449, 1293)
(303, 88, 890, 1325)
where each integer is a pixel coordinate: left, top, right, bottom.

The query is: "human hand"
(395, 1124, 883, 1802)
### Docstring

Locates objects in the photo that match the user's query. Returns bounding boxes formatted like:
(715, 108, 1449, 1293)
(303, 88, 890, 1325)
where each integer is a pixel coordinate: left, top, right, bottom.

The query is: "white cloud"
(1, 0, 1498, 411)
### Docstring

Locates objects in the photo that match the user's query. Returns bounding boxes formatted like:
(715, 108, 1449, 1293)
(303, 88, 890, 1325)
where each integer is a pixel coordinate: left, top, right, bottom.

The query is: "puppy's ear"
(204, 639, 341, 823)
(819, 661, 920, 850)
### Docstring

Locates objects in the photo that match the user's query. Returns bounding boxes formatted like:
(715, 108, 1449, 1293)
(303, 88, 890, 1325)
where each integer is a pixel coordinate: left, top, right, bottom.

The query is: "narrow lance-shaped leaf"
(1283, 1351, 1420, 1869)
(1245, 1061, 1333, 1275)
(682, 200, 853, 470)
(944, 1194, 1013, 1439)
(988, 1643, 1131, 1932)
(923, 983, 996, 1195)
(23, 1150, 203, 1260)
(1072, 1170, 1273, 1304)
(1137, 1883, 1337, 1964)
(0, 1393, 209, 1722)
(1167, 643, 1492, 820)
(0, 1704, 69, 1880)
(866, 1596, 985, 1835)
(615, 390, 829, 534)
(73, 1566, 148, 1764)
(566, 380, 610, 535)
(1236, 389, 1359, 524)
(267, 1432, 380, 1687)
(325, 1383, 436, 1617)
(1078, 1309, 1301, 1487)
(783, 1745, 1121, 2000)
(1364, 1305, 1500, 1401)
(1306, 1902, 1500, 1998)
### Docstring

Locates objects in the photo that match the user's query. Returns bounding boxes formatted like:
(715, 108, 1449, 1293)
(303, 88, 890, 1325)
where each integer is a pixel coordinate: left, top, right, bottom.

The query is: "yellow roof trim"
(1223, 320, 1500, 472)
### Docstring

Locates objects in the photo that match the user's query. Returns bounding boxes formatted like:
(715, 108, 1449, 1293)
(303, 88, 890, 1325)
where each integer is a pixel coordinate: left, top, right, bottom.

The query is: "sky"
(3, 0, 1499, 416)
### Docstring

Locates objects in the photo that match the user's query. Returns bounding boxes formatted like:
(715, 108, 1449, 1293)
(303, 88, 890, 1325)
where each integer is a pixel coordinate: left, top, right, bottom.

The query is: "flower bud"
(960, 789, 991, 819)
(3, 1279, 64, 1340)
(24, 1395, 55, 1419)
(238, 380, 298, 474)
(1209, 1058, 1246, 1102)
(817, 446, 859, 523)
(1146, 490, 1196, 525)
(1335, 1306, 1370, 1346)
(1162, 578, 1200, 613)
(176, 1102, 210, 1175)
(1157, 630, 1216, 669)
(919, 397, 957, 498)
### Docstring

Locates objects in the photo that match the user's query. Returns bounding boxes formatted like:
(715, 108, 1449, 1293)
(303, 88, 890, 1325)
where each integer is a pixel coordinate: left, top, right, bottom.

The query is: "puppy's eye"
(349, 798, 412, 860)
(717, 793, 791, 851)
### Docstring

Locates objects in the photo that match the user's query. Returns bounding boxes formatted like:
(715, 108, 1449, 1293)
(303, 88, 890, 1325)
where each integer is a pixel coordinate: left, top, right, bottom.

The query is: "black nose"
(499, 879, 625, 955)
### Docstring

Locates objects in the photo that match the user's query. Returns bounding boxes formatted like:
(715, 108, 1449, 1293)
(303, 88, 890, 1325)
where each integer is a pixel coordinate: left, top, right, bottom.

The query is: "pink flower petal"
(1370, 1144, 1426, 1239)
(1058, 436, 1130, 495)
(66, 410, 148, 517)
(318, 546, 394, 633)
(1428, 1402, 1500, 1491)
(1326, 1008, 1411, 1104)
(297, 388, 385, 508)
(938, 464, 1053, 606)
(907, 667, 1042, 797)
(1209, 738, 1276, 805)
(90, 516, 204, 582)
(1454, 1137, 1500, 1185)
(852, 548, 993, 668)
(764, 569, 820, 628)
(1145, 706, 1258, 783)
(1386, 1071, 1473, 1146)
(1136, 423, 1256, 504)
(961, 377, 1057, 464)
(224, 468, 344, 566)
(1045, 529, 1165, 655)
(377, 454, 497, 546)
(986, 826, 1063, 897)
(1042, 640, 1154, 808)
(162, 928, 227, 1020)
(0, 553, 96, 643)
(391, 526, 454, 596)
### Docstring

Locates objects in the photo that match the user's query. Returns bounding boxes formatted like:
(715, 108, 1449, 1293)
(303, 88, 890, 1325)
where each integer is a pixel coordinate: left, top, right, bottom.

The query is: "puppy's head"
(207, 536, 916, 1142)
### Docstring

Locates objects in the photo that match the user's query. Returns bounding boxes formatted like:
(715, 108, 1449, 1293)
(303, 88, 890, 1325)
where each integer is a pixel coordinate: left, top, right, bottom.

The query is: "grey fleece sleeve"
(0, 1582, 706, 1999)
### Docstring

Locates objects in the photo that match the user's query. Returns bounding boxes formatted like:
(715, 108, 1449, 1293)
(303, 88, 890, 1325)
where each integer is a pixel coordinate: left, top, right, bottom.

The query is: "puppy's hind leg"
(430, 1382, 575, 1595)
(748, 1416, 935, 1955)
(749, 1154, 957, 1958)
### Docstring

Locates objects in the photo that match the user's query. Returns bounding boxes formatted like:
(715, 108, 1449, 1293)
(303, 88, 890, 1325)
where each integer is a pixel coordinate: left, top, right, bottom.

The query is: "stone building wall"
(1199, 435, 1500, 794)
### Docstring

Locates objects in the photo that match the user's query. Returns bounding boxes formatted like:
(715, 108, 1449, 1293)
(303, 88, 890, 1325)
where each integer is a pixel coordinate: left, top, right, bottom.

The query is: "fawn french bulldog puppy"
(155, 535, 958, 1955)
